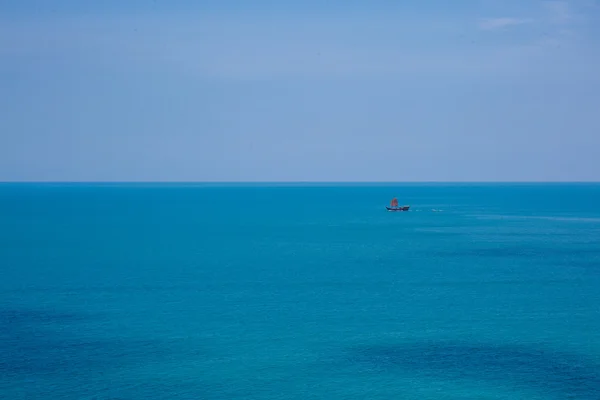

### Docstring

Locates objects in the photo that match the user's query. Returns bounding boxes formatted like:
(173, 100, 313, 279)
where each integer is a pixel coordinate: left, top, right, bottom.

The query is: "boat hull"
(386, 206, 410, 212)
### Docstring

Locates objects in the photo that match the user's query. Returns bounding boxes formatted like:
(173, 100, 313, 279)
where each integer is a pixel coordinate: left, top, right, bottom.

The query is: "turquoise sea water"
(1, 183, 600, 399)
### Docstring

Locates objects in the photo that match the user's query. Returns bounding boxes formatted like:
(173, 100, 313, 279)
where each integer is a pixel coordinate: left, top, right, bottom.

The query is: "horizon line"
(1, 180, 600, 185)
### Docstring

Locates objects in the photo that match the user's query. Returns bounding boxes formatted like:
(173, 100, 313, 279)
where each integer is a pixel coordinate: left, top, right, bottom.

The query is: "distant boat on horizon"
(386, 197, 410, 212)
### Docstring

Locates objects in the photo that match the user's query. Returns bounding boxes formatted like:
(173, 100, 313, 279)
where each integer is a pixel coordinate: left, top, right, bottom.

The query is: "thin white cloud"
(477, 1, 591, 49)
(1, 10, 598, 83)
(478, 17, 532, 30)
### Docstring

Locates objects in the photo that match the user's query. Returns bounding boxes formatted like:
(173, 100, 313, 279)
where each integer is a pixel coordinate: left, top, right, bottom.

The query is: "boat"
(386, 197, 410, 211)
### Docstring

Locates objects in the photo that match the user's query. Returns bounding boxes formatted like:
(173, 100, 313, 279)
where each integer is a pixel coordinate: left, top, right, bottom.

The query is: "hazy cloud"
(544, 0, 574, 24)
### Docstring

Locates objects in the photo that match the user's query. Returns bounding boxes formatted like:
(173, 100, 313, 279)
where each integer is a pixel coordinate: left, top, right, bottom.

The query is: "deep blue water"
(1, 183, 600, 399)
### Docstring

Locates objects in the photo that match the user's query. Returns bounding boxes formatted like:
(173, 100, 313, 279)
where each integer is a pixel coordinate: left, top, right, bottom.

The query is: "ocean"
(1, 183, 599, 399)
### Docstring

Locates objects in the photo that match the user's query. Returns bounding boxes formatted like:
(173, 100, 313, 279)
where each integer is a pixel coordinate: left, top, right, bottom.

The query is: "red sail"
(391, 198, 399, 207)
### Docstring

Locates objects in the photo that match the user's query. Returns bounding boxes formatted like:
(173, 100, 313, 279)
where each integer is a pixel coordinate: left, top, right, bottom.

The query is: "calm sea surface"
(1, 183, 600, 399)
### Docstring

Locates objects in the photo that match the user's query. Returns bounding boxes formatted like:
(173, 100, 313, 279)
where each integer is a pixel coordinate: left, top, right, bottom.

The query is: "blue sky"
(1, 0, 599, 181)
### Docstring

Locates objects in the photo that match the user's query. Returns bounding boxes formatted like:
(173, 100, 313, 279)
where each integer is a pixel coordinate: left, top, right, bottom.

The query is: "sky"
(1, 0, 599, 182)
